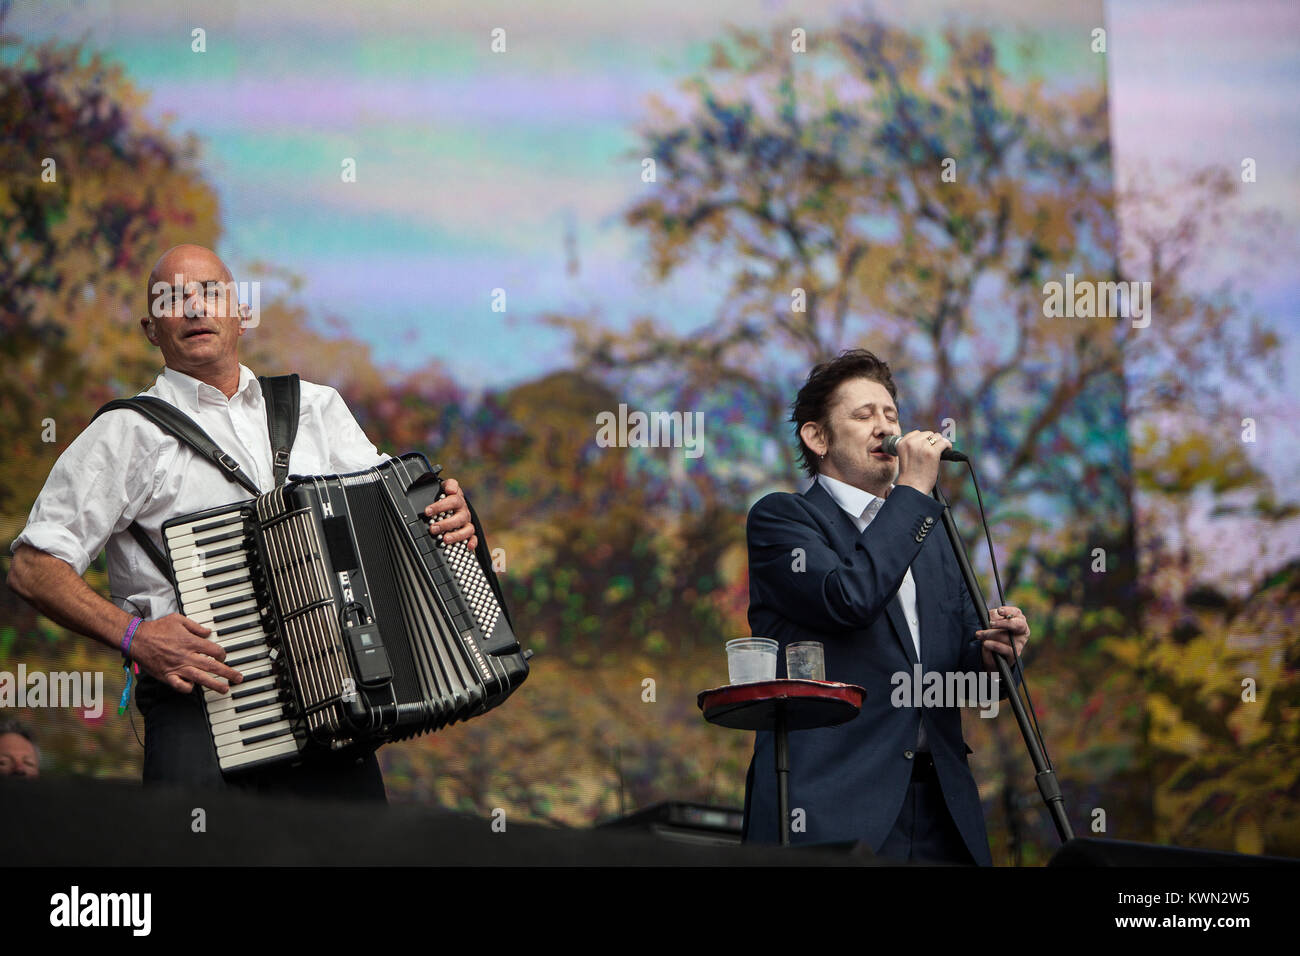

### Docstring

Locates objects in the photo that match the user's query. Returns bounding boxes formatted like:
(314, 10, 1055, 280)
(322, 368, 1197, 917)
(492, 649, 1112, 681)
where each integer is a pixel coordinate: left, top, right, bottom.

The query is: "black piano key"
(235, 695, 281, 714)
(192, 515, 241, 534)
(242, 728, 290, 746)
(217, 619, 262, 637)
(222, 636, 265, 654)
(231, 681, 274, 702)
(197, 542, 245, 560)
(195, 528, 244, 547)
(226, 649, 266, 667)
(203, 558, 249, 579)
(209, 592, 252, 610)
(213, 606, 256, 624)
(238, 715, 282, 732)
(205, 574, 251, 594)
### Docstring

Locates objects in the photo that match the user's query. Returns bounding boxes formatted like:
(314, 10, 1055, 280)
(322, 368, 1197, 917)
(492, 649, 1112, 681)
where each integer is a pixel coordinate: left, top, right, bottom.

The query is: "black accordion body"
(161, 453, 529, 774)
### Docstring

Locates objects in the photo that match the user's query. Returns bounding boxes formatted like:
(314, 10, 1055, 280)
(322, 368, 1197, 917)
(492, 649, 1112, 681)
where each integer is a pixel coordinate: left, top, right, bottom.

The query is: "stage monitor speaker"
(598, 801, 744, 847)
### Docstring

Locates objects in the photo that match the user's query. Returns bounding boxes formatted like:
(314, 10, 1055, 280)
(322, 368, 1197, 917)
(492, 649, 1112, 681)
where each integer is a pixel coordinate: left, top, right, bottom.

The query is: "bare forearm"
(11, 546, 244, 694)
(8, 545, 133, 651)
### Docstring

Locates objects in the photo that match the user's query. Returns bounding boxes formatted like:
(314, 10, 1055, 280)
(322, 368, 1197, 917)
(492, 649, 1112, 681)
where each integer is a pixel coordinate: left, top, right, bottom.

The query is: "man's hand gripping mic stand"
(931, 481, 1075, 846)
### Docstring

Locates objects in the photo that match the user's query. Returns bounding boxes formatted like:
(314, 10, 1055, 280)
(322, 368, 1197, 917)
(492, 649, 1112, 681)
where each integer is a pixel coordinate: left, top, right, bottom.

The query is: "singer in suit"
(742, 349, 1030, 865)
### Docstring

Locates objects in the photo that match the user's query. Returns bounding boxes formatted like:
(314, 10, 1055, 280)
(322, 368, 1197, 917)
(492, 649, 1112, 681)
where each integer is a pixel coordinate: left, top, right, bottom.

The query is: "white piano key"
(209, 700, 286, 734)
(210, 710, 285, 740)
(185, 597, 260, 625)
(217, 743, 302, 773)
(226, 661, 275, 683)
(174, 558, 248, 586)
(206, 688, 281, 718)
(217, 734, 301, 766)
(178, 566, 252, 598)
(222, 642, 271, 668)
(204, 675, 276, 704)
(210, 619, 271, 641)
(184, 595, 259, 623)
(213, 645, 273, 670)
(201, 610, 264, 636)
(165, 512, 243, 543)
(185, 597, 258, 623)
(168, 533, 246, 563)
(171, 540, 245, 568)
(214, 718, 294, 750)
(216, 725, 297, 755)
(178, 584, 256, 615)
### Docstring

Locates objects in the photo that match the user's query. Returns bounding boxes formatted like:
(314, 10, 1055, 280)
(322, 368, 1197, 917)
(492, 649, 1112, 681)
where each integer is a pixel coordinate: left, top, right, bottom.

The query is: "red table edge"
(697, 679, 866, 712)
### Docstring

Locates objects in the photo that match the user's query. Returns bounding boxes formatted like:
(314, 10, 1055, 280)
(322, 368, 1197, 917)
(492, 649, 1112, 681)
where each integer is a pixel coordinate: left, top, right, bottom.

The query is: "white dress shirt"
(14, 364, 391, 621)
(817, 473, 928, 750)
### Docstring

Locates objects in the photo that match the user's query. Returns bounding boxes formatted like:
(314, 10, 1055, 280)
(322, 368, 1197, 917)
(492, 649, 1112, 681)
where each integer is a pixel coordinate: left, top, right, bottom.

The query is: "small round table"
(698, 679, 865, 846)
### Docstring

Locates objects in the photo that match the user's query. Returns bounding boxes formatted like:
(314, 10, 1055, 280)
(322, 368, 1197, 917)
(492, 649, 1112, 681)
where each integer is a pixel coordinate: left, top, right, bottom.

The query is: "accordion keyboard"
(165, 506, 305, 772)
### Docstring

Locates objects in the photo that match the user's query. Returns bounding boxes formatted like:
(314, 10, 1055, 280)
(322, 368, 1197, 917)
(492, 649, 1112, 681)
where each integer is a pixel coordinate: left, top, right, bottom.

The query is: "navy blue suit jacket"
(742, 477, 1013, 865)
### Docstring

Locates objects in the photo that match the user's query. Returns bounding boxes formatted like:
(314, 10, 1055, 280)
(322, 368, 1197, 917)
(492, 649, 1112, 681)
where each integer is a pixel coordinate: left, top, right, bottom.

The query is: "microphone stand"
(931, 481, 1075, 846)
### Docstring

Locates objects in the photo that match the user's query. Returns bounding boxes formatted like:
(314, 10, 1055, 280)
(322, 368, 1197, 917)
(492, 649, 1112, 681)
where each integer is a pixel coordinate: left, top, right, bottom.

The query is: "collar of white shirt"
(817, 473, 894, 526)
(159, 363, 261, 411)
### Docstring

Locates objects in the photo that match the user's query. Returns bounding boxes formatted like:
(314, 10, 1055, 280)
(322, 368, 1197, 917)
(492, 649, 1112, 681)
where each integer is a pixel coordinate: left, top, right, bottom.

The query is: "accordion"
(161, 453, 530, 774)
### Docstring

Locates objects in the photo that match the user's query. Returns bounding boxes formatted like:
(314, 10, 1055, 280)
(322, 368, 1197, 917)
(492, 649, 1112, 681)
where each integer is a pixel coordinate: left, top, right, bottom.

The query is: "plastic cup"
(726, 638, 778, 684)
(785, 641, 826, 681)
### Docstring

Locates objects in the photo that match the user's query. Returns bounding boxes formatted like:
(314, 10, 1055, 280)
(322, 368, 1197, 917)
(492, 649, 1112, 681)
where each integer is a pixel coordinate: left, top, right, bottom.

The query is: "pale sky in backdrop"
(12, 0, 1114, 383)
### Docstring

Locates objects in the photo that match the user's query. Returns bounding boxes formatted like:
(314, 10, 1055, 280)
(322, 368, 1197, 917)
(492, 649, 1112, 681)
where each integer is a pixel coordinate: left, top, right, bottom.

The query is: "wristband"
(121, 615, 143, 659)
(118, 616, 143, 716)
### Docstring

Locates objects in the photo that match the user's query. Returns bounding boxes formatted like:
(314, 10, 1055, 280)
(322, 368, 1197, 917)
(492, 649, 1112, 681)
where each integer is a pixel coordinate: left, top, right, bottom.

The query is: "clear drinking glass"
(785, 641, 826, 681)
(726, 638, 778, 684)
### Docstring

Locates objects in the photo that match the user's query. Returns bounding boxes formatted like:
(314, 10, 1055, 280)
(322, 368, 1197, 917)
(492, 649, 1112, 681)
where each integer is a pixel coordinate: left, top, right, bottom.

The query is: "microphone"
(881, 434, 969, 463)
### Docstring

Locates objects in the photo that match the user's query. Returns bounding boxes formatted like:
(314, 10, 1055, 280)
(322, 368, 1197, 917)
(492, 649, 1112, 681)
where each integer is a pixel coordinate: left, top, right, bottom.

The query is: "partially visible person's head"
(792, 349, 902, 489)
(0, 720, 40, 778)
(141, 244, 247, 378)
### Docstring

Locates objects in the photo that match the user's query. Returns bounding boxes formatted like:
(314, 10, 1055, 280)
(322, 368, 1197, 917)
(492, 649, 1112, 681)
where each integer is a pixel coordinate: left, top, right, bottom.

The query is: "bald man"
(8, 244, 479, 799)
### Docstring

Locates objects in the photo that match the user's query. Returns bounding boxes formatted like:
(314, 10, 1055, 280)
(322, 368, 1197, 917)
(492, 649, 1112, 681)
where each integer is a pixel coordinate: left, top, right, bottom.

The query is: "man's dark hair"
(0, 718, 35, 743)
(791, 348, 899, 475)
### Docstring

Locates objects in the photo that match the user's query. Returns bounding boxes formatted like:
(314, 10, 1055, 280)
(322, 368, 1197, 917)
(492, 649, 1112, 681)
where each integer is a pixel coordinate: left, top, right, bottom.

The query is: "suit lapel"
(875, 488, 927, 668)
(883, 591, 919, 668)
(804, 479, 919, 668)
(909, 535, 944, 665)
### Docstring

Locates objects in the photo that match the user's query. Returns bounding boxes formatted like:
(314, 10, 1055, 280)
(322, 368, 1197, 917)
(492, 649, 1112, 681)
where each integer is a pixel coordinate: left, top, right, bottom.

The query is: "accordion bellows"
(163, 453, 530, 774)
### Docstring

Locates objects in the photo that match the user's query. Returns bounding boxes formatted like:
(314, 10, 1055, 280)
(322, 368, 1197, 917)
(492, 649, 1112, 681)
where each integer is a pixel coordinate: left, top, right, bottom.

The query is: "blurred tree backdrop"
(1, 9, 1295, 861)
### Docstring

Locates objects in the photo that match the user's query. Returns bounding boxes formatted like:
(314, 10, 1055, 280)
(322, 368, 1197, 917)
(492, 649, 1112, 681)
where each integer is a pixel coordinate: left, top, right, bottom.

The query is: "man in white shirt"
(742, 349, 1030, 863)
(8, 244, 481, 798)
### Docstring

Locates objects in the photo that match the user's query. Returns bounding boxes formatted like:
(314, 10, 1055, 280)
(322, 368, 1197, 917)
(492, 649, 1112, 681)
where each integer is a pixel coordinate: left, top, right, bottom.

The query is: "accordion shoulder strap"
(127, 521, 172, 582)
(258, 373, 300, 488)
(93, 392, 267, 585)
(93, 396, 263, 496)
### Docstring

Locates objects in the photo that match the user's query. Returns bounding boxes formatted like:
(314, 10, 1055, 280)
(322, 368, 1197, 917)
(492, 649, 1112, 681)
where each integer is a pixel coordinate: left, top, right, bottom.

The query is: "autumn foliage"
(1, 14, 1296, 861)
